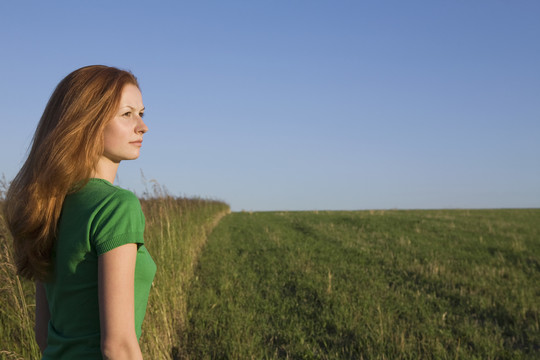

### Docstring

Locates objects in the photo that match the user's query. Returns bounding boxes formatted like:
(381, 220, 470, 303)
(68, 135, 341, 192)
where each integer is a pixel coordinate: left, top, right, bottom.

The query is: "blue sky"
(1, 1, 539, 211)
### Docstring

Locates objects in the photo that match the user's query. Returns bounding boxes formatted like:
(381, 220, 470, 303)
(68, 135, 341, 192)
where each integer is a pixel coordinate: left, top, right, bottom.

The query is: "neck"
(93, 157, 120, 184)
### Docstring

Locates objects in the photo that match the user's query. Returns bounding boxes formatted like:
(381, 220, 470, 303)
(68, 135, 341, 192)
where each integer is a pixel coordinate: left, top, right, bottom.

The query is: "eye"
(122, 111, 131, 117)
(139, 112, 145, 118)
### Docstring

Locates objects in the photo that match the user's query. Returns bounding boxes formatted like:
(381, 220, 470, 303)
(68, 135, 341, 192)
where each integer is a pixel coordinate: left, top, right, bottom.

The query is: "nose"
(137, 116, 148, 134)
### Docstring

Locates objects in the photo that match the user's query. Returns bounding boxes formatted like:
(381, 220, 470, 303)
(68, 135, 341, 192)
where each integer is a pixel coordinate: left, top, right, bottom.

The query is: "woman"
(4, 65, 156, 359)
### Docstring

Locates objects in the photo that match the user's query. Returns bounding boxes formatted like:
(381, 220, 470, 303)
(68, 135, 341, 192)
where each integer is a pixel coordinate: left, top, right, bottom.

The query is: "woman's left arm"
(35, 281, 50, 353)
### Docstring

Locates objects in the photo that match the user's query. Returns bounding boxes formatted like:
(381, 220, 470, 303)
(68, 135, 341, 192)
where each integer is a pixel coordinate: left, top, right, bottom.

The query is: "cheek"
(103, 136, 114, 151)
(102, 124, 123, 151)
(103, 121, 127, 144)
(102, 129, 115, 149)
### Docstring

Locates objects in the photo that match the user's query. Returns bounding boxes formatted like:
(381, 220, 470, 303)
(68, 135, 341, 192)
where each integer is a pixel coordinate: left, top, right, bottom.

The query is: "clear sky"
(1, 1, 539, 211)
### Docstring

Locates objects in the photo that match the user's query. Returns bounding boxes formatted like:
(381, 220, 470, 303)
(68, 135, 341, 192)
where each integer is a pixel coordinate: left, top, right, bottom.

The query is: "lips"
(130, 140, 143, 147)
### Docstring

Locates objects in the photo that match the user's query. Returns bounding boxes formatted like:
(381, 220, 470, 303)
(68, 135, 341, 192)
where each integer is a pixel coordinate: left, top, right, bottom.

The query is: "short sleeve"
(91, 189, 145, 255)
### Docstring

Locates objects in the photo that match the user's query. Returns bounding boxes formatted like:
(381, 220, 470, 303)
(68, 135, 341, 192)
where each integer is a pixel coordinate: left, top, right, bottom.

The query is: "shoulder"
(90, 186, 145, 254)
(106, 187, 141, 209)
(86, 181, 145, 243)
(96, 184, 143, 224)
(81, 179, 141, 211)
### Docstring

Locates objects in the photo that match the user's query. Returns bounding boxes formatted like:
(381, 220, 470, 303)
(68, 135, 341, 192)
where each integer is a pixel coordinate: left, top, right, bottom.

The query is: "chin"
(124, 151, 141, 160)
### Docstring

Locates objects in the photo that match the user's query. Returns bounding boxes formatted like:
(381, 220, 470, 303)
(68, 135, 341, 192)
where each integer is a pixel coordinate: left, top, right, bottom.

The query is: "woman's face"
(102, 84, 148, 163)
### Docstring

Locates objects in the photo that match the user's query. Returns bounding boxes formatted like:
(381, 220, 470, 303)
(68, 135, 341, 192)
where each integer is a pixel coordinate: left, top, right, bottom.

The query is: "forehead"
(119, 84, 143, 107)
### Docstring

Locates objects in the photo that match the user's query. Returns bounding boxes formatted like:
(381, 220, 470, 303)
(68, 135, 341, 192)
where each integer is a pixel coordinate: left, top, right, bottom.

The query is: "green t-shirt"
(42, 178, 156, 359)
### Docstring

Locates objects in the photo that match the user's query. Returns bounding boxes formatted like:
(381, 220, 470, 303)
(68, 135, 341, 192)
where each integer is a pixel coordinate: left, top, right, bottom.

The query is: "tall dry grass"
(0, 179, 230, 359)
(139, 192, 230, 359)
(0, 214, 40, 360)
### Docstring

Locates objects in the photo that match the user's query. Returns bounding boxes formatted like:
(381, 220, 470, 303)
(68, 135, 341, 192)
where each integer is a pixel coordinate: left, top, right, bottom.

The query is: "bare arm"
(35, 282, 50, 353)
(98, 243, 143, 360)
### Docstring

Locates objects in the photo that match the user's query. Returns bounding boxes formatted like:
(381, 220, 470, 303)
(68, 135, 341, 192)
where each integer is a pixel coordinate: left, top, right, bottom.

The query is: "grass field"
(1, 206, 539, 359)
(182, 209, 540, 359)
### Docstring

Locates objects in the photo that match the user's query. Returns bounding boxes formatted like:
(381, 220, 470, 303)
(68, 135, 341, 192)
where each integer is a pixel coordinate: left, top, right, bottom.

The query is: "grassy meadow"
(182, 209, 540, 359)
(1, 203, 539, 359)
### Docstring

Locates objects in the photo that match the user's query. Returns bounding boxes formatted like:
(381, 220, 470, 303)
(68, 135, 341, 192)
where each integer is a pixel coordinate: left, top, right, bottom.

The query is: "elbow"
(34, 334, 47, 354)
(101, 336, 142, 360)
(34, 325, 48, 354)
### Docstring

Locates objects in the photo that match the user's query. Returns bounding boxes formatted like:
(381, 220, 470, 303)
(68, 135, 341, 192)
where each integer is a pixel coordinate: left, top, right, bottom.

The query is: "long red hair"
(4, 65, 139, 281)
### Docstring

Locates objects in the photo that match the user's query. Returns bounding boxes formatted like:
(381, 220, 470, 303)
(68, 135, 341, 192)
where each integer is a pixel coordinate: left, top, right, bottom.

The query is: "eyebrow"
(120, 105, 145, 111)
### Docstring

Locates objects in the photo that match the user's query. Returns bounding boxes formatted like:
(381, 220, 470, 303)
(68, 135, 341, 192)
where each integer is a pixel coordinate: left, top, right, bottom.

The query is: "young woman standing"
(4, 65, 156, 359)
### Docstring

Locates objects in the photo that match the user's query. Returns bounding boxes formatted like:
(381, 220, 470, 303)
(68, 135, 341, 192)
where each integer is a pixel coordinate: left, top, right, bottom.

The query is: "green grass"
(2, 206, 539, 359)
(182, 209, 540, 359)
